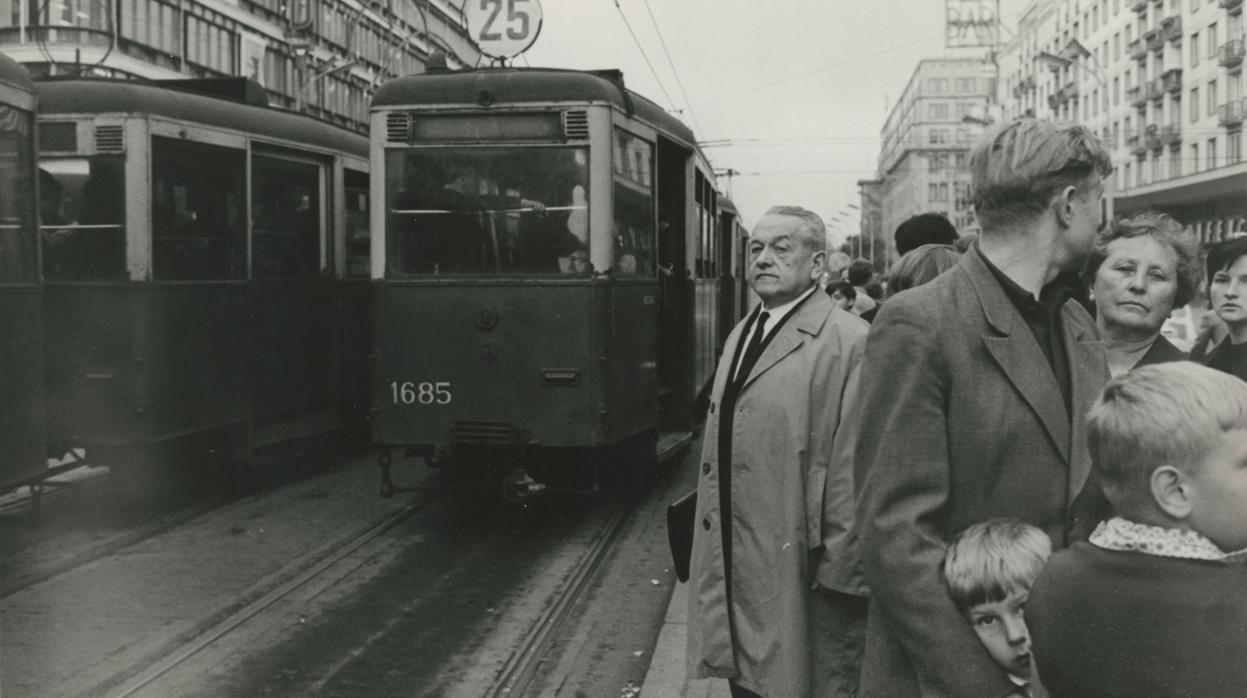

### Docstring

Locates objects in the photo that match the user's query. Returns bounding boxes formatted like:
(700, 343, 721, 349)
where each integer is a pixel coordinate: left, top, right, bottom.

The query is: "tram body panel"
(43, 284, 248, 446)
(0, 287, 46, 484)
(373, 283, 599, 447)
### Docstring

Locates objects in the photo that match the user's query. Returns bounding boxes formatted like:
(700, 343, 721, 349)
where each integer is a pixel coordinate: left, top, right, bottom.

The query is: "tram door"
(655, 137, 692, 431)
(249, 151, 332, 426)
(717, 210, 739, 352)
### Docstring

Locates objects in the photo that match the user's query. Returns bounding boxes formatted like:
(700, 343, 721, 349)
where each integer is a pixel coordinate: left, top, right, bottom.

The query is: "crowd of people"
(683, 117, 1247, 698)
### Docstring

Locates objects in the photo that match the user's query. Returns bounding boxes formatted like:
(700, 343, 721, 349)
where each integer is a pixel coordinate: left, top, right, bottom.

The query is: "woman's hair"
(888, 244, 962, 295)
(1206, 237, 1247, 293)
(1083, 210, 1201, 309)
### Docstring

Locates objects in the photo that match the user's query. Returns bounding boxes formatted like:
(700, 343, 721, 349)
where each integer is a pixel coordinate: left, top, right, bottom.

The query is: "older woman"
(1084, 211, 1200, 376)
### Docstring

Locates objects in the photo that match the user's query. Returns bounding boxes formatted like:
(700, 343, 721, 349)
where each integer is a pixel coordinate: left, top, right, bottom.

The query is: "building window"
(929, 128, 948, 145)
(928, 78, 948, 94)
(1191, 143, 1200, 173)
(1190, 33, 1200, 67)
(1207, 138, 1217, 169)
(955, 78, 977, 93)
(1208, 80, 1218, 117)
(1191, 87, 1199, 122)
(1230, 131, 1242, 165)
(929, 102, 949, 119)
(1208, 23, 1217, 57)
(1123, 162, 1131, 189)
(1170, 148, 1182, 178)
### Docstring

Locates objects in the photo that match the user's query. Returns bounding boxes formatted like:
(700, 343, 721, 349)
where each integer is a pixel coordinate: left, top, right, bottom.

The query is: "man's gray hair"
(969, 119, 1112, 233)
(762, 205, 827, 251)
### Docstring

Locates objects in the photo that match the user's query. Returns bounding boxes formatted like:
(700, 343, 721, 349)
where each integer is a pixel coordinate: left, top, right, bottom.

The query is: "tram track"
(486, 504, 631, 697)
(100, 486, 444, 698)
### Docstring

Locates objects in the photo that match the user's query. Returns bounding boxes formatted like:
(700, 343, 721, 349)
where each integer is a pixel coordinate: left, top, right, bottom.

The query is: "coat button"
(702, 462, 711, 475)
(702, 518, 711, 531)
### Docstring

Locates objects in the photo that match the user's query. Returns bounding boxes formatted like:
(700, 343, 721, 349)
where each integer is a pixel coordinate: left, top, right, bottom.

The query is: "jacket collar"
(737, 290, 832, 392)
(1091, 517, 1247, 563)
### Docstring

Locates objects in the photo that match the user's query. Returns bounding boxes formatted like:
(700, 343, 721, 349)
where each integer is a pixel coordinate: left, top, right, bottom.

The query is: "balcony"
(1218, 0, 1242, 11)
(1162, 68, 1183, 94)
(1047, 94, 1062, 112)
(1220, 99, 1246, 127)
(1127, 85, 1147, 108)
(1160, 16, 1182, 43)
(1145, 29, 1164, 53)
(1130, 0, 1148, 10)
(1145, 124, 1163, 151)
(1219, 40, 1245, 67)
(1128, 38, 1148, 61)
(1161, 124, 1182, 146)
(1062, 81, 1080, 100)
(1147, 78, 1166, 102)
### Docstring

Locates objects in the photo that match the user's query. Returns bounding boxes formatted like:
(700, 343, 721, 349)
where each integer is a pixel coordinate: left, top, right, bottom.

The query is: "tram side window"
(0, 106, 36, 283)
(40, 157, 126, 281)
(152, 137, 246, 281)
(612, 129, 656, 277)
(386, 146, 588, 277)
(252, 155, 322, 279)
(344, 168, 369, 278)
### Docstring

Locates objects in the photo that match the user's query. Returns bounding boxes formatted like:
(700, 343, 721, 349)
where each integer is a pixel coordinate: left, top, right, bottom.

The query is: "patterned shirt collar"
(1090, 517, 1247, 563)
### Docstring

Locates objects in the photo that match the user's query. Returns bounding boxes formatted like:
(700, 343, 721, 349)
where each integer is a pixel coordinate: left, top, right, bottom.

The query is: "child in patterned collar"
(1026, 361, 1247, 698)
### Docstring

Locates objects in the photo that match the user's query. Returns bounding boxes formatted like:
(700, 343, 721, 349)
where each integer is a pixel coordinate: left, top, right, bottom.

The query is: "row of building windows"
(925, 77, 984, 95)
(1119, 129, 1243, 187)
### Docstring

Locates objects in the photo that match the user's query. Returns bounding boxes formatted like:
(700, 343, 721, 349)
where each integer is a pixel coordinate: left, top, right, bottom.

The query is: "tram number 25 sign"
(466, 0, 544, 60)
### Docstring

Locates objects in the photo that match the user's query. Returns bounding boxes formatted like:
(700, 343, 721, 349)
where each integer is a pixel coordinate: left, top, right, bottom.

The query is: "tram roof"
(35, 78, 368, 159)
(372, 67, 696, 147)
(0, 53, 33, 94)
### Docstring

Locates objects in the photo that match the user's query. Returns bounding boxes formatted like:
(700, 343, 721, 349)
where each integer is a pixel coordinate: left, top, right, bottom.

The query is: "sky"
(512, 0, 1026, 247)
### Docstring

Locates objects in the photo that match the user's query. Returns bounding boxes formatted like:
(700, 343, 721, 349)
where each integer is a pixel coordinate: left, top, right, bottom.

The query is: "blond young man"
(1027, 362, 1247, 698)
(853, 119, 1113, 697)
(944, 520, 1053, 698)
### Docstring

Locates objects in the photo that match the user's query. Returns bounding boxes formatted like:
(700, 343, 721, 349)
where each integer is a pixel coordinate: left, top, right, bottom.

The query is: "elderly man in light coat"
(687, 206, 869, 698)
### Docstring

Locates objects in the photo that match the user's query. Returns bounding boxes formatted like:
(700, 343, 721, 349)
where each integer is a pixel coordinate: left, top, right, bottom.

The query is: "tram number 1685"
(390, 381, 452, 405)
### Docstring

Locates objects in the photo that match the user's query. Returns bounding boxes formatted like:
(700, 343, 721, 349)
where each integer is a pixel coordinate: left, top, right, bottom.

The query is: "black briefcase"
(667, 489, 697, 583)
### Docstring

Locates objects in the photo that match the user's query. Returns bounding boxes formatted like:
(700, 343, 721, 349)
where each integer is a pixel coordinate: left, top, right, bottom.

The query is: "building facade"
(876, 58, 993, 262)
(0, 0, 481, 131)
(997, 0, 1245, 243)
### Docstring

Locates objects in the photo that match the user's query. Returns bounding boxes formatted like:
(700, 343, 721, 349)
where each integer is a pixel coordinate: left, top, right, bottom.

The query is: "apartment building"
(0, 0, 480, 131)
(875, 58, 994, 258)
(998, 0, 1246, 242)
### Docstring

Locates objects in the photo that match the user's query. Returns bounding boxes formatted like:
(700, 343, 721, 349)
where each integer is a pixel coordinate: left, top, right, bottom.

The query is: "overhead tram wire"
(639, 0, 703, 135)
(610, 0, 679, 112)
(695, 31, 947, 107)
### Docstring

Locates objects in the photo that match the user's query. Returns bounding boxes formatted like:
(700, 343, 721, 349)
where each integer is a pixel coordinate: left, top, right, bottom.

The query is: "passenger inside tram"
(388, 148, 588, 276)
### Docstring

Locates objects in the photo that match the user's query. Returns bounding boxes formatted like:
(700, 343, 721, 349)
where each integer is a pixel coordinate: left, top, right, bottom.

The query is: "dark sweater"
(1203, 337, 1247, 383)
(1028, 542, 1247, 698)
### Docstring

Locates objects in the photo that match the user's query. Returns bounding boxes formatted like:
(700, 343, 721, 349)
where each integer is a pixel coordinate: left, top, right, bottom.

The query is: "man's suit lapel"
(737, 292, 829, 394)
(962, 253, 1072, 464)
(1065, 306, 1107, 496)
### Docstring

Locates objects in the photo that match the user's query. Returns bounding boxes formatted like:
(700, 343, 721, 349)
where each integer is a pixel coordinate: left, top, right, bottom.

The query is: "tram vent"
(450, 420, 519, 445)
(386, 112, 410, 143)
(94, 125, 124, 153)
(562, 110, 589, 139)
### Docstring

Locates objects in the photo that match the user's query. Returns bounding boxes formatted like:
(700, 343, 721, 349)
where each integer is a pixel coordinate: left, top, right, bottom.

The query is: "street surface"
(0, 439, 697, 697)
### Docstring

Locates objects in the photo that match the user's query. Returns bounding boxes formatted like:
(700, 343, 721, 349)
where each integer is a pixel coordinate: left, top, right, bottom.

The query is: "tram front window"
(0, 105, 36, 283)
(386, 147, 589, 276)
(40, 157, 126, 281)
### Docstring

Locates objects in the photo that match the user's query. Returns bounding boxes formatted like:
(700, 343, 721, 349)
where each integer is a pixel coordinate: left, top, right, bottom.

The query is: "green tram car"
(0, 54, 44, 493)
(35, 77, 371, 480)
(370, 67, 749, 498)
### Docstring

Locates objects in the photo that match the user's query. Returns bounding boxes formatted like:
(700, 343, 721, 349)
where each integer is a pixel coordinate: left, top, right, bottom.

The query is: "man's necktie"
(734, 311, 770, 386)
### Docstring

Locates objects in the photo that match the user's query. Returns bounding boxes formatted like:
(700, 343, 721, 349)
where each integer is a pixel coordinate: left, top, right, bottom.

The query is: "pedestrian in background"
(845, 259, 878, 320)
(1082, 210, 1199, 375)
(886, 243, 961, 295)
(687, 206, 868, 698)
(893, 212, 959, 257)
(853, 119, 1113, 697)
(1199, 237, 1247, 382)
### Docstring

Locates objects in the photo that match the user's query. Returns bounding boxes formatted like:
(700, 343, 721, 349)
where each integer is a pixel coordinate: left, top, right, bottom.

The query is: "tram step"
(252, 410, 342, 450)
(656, 431, 694, 464)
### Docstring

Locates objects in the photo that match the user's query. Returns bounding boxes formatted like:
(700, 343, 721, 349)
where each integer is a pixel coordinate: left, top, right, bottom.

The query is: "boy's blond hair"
(944, 518, 1052, 612)
(1087, 362, 1247, 512)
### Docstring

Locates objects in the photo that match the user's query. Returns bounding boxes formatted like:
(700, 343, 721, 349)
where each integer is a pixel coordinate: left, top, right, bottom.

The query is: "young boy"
(1027, 362, 1247, 698)
(943, 519, 1052, 697)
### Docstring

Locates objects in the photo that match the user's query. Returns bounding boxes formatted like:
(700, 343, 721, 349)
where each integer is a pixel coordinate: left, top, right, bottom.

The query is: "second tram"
(370, 67, 747, 497)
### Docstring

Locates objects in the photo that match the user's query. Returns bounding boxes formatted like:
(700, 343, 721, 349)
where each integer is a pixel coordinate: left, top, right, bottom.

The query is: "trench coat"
(687, 289, 868, 698)
(854, 249, 1110, 698)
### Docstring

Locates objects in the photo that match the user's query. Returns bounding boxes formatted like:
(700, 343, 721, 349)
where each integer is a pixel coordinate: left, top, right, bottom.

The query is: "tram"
(369, 67, 746, 497)
(0, 54, 44, 492)
(35, 77, 371, 480)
